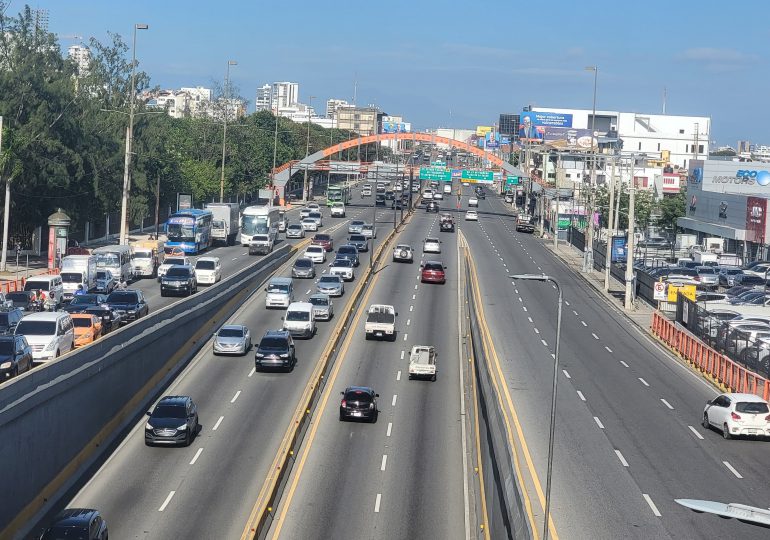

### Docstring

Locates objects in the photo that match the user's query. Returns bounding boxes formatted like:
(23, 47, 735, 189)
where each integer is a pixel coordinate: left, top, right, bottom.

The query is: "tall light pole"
(604, 155, 617, 291)
(510, 273, 563, 540)
(119, 23, 148, 246)
(582, 65, 598, 272)
(302, 95, 315, 202)
(219, 59, 237, 202)
(625, 155, 637, 310)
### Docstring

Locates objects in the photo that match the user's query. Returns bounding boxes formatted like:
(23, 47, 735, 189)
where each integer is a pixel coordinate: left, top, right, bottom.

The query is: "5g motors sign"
(737, 170, 770, 186)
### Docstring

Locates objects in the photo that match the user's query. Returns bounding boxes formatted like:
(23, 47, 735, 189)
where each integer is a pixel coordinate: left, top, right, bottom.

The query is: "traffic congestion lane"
(463, 195, 770, 539)
(272, 210, 466, 540)
(65, 203, 388, 539)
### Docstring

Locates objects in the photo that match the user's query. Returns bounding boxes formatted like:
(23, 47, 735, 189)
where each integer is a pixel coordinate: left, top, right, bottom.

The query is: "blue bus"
(164, 209, 213, 254)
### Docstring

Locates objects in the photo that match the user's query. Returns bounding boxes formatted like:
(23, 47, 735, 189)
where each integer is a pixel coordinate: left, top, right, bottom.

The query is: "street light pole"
(219, 59, 237, 203)
(271, 85, 280, 205)
(119, 23, 148, 246)
(604, 156, 617, 291)
(510, 273, 562, 540)
(303, 96, 315, 202)
(583, 65, 598, 272)
(625, 155, 637, 310)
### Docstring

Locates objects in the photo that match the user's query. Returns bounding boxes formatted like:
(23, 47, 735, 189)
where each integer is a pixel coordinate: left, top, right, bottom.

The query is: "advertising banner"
(746, 196, 767, 244)
(177, 193, 192, 211)
(381, 122, 410, 133)
(476, 126, 493, 136)
(519, 111, 573, 140)
(611, 235, 627, 263)
(485, 132, 500, 148)
(668, 284, 696, 303)
(543, 127, 595, 149)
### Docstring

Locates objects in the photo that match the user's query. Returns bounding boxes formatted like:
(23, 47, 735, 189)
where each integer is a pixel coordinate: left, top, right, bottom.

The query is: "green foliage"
(594, 183, 654, 231)
(657, 188, 686, 232)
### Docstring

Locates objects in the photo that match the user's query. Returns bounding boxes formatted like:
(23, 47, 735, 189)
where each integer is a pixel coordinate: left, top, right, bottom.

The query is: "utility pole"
(271, 85, 279, 206)
(154, 172, 161, 239)
(219, 59, 237, 202)
(119, 23, 148, 246)
(302, 96, 315, 202)
(0, 116, 9, 272)
(603, 157, 616, 291)
(583, 65, 598, 273)
(625, 156, 637, 310)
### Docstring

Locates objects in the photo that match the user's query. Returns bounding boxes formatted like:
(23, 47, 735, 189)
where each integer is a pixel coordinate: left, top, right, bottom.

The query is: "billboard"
(746, 196, 767, 244)
(485, 131, 500, 148)
(381, 121, 410, 133)
(177, 193, 192, 211)
(542, 127, 595, 149)
(476, 125, 493, 136)
(519, 111, 573, 140)
(611, 236, 628, 262)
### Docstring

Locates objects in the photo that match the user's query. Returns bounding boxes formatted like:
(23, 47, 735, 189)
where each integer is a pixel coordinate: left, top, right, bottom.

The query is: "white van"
(15, 311, 74, 362)
(195, 257, 221, 285)
(266, 277, 294, 309)
(23, 275, 64, 310)
(60, 254, 97, 300)
(282, 302, 315, 338)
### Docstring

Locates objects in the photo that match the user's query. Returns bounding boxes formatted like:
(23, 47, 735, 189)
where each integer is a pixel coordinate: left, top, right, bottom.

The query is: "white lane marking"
(643, 494, 662, 517)
(212, 416, 224, 431)
(412, 294, 416, 300)
(514, 289, 519, 294)
(615, 450, 629, 467)
(638, 378, 650, 387)
(562, 369, 571, 379)
(522, 306, 528, 312)
(189, 448, 204, 465)
(400, 350, 405, 360)
(541, 339, 548, 347)
(528, 317, 533, 323)
(592, 333, 599, 340)
(241, 252, 248, 256)
(534, 327, 540, 334)
(381, 454, 388, 471)
(581, 321, 587, 327)
(414, 284, 418, 290)
(620, 361, 629, 368)
(403, 333, 408, 341)
(232, 257, 238, 261)
(660, 398, 674, 410)
(374, 493, 382, 513)
(406, 319, 411, 326)
(594, 417, 605, 429)
(248, 367, 255, 378)
(396, 370, 401, 381)
(688, 425, 704, 440)
(392, 394, 398, 407)
(518, 297, 523, 302)
(386, 422, 392, 437)
(306, 289, 311, 295)
(158, 491, 176, 512)
(605, 346, 613, 353)
(565, 301, 570, 306)
(230, 390, 241, 403)
(723, 461, 743, 479)
(573, 310, 579, 316)
(409, 305, 414, 312)
(577, 390, 586, 401)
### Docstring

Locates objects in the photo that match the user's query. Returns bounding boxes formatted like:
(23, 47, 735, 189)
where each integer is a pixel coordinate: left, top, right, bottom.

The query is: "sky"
(18, 0, 770, 146)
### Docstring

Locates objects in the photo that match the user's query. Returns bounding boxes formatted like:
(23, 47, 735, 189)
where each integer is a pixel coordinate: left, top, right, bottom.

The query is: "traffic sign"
(506, 176, 520, 186)
(653, 281, 667, 301)
(461, 170, 494, 183)
(419, 167, 451, 182)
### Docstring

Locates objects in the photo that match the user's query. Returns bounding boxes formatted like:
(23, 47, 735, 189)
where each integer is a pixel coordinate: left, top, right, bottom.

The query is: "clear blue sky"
(22, 0, 768, 146)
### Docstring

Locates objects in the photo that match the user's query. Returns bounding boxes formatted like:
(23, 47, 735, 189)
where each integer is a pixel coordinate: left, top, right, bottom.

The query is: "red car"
(312, 233, 334, 251)
(421, 261, 446, 284)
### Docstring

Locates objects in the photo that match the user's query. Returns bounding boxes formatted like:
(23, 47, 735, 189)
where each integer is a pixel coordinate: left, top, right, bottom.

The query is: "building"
(326, 98, 349, 119)
(678, 159, 770, 260)
(529, 107, 711, 169)
(335, 106, 377, 136)
(499, 113, 520, 139)
(67, 44, 90, 76)
(255, 84, 271, 112)
(271, 82, 299, 110)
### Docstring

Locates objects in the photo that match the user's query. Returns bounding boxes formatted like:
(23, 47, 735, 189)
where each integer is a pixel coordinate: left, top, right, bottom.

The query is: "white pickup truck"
(408, 345, 437, 381)
(364, 304, 397, 341)
(157, 255, 190, 282)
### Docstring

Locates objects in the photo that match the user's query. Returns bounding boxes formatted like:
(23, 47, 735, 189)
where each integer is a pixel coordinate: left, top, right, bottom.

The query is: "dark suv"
(40, 508, 108, 540)
(255, 330, 296, 371)
(0, 307, 24, 334)
(339, 386, 379, 422)
(160, 265, 198, 297)
(145, 395, 199, 447)
(105, 290, 148, 323)
(0, 334, 32, 378)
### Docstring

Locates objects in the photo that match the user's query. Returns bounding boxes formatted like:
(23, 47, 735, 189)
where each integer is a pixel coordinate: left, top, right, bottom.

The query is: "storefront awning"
(677, 217, 746, 241)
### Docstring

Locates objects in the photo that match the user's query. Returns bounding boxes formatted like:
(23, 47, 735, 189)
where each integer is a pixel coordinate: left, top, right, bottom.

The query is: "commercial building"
(143, 87, 245, 120)
(335, 106, 377, 136)
(498, 113, 520, 139)
(678, 159, 770, 259)
(326, 98, 349, 119)
(67, 44, 90, 76)
(271, 82, 299, 110)
(255, 84, 271, 112)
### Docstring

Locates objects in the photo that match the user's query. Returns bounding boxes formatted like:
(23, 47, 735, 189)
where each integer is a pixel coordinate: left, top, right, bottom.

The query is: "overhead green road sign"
(506, 176, 520, 186)
(461, 170, 494, 183)
(420, 167, 451, 181)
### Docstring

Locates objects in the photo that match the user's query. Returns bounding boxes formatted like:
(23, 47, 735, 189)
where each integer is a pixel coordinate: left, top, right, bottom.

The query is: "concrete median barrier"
(0, 244, 292, 539)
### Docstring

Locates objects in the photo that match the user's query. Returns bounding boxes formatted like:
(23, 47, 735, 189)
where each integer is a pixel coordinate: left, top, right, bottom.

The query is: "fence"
(567, 226, 585, 251)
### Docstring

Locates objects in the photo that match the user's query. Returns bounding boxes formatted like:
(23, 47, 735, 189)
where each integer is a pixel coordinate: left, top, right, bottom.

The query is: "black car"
(426, 201, 440, 213)
(375, 193, 386, 206)
(105, 289, 149, 323)
(0, 307, 24, 334)
(348, 234, 369, 252)
(255, 329, 296, 371)
(84, 306, 123, 334)
(40, 508, 108, 540)
(0, 334, 32, 378)
(160, 265, 198, 297)
(339, 386, 379, 422)
(145, 395, 199, 447)
(61, 294, 108, 314)
(336, 244, 360, 266)
(6, 291, 36, 311)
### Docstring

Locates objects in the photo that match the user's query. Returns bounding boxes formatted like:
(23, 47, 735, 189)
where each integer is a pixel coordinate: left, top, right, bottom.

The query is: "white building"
(255, 84, 271, 112)
(67, 44, 90, 76)
(326, 98, 349, 119)
(271, 81, 299, 110)
(531, 107, 711, 169)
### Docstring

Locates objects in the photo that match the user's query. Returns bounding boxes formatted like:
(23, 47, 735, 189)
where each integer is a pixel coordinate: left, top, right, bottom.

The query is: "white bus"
(240, 205, 281, 246)
(92, 245, 134, 282)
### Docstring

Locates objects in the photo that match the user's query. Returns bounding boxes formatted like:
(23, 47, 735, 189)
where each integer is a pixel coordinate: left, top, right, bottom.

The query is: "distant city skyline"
(31, 0, 770, 146)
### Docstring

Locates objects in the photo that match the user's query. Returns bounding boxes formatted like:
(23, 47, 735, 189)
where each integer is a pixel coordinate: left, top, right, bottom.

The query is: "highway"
(269, 209, 466, 539)
(65, 196, 403, 539)
(459, 189, 770, 539)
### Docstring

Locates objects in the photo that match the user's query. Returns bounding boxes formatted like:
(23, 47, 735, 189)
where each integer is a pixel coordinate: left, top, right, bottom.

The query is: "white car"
(330, 203, 346, 218)
(303, 245, 327, 264)
(301, 218, 319, 232)
(422, 190, 434, 200)
(462, 182, 469, 187)
(423, 237, 441, 254)
(329, 258, 355, 281)
(468, 197, 479, 207)
(703, 392, 770, 439)
(308, 212, 323, 227)
(362, 224, 376, 239)
(300, 207, 313, 219)
(393, 244, 414, 263)
(158, 256, 191, 281)
(465, 210, 478, 221)
(195, 257, 222, 285)
(307, 202, 321, 211)
(433, 190, 444, 200)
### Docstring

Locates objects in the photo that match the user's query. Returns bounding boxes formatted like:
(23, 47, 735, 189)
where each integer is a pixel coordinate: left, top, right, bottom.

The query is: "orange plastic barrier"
(651, 311, 770, 400)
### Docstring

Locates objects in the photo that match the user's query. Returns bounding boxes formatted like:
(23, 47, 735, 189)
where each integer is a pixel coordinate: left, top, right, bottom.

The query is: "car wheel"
(339, 413, 345, 421)
(371, 411, 379, 423)
(11, 366, 18, 378)
(702, 413, 710, 429)
(184, 430, 192, 447)
(431, 373, 437, 382)
(723, 423, 732, 439)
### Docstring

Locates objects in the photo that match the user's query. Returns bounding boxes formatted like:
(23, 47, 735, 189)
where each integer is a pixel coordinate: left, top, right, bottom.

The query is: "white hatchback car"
(195, 257, 221, 285)
(423, 237, 441, 254)
(465, 210, 478, 221)
(703, 392, 770, 439)
(302, 218, 319, 232)
(303, 245, 327, 264)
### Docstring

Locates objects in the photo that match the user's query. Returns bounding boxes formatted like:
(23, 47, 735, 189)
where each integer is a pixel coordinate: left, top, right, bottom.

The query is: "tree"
(657, 188, 686, 232)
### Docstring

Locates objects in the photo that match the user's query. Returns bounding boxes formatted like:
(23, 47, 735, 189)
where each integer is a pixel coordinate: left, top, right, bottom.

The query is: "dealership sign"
(699, 160, 770, 195)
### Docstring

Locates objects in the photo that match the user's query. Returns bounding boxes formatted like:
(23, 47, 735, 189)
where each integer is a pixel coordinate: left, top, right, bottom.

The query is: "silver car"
(213, 324, 251, 356)
(292, 258, 316, 279)
(362, 224, 376, 238)
(348, 220, 365, 234)
(308, 293, 333, 321)
(286, 223, 305, 238)
(317, 275, 344, 297)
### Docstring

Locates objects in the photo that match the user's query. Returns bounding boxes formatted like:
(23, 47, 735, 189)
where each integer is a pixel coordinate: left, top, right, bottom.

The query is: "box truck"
(205, 202, 240, 246)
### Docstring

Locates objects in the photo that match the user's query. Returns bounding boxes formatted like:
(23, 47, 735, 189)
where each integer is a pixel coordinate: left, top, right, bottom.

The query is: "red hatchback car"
(312, 233, 334, 251)
(421, 261, 446, 284)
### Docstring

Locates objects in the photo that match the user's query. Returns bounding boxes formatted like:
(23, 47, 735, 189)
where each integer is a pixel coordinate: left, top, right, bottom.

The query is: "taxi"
(71, 313, 103, 347)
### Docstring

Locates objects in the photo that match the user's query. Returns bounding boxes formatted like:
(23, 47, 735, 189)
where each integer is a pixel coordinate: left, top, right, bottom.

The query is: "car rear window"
(259, 337, 288, 350)
(41, 525, 89, 539)
(196, 260, 216, 270)
(736, 401, 770, 414)
(345, 390, 372, 403)
(295, 259, 312, 268)
(72, 318, 93, 328)
(218, 328, 244, 338)
(424, 263, 443, 271)
(15, 321, 56, 335)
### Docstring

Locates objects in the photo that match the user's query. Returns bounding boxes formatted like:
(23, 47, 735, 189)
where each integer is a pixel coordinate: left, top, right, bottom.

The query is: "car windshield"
(106, 292, 138, 303)
(60, 272, 83, 283)
(95, 252, 120, 268)
(23, 281, 49, 292)
(259, 337, 288, 350)
(41, 525, 90, 539)
(319, 277, 340, 285)
(251, 235, 269, 242)
(152, 405, 186, 419)
(302, 218, 315, 223)
(267, 283, 289, 293)
(15, 320, 56, 335)
(735, 401, 770, 414)
(242, 215, 269, 235)
(134, 251, 152, 259)
(166, 267, 191, 277)
(295, 259, 312, 268)
(96, 271, 111, 280)
(350, 235, 366, 242)
(697, 268, 717, 275)
(164, 258, 185, 266)
(286, 310, 310, 321)
(333, 259, 352, 267)
(723, 269, 742, 275)
(309, 296, 328, 306)
(288, 224, 302, 230)
(72, 318, 93, 328)
(425, 238, 439, 244)
(196, 260, 216, 270)
(307, 246, 323, 253)
(218, 328, 244, 338)
(69, 295, 100, 305)
(672, 269, 697, 276)
(351, 221, 364, 226)
(6, 292, 29, 303)
(0, 313, 12, 327)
